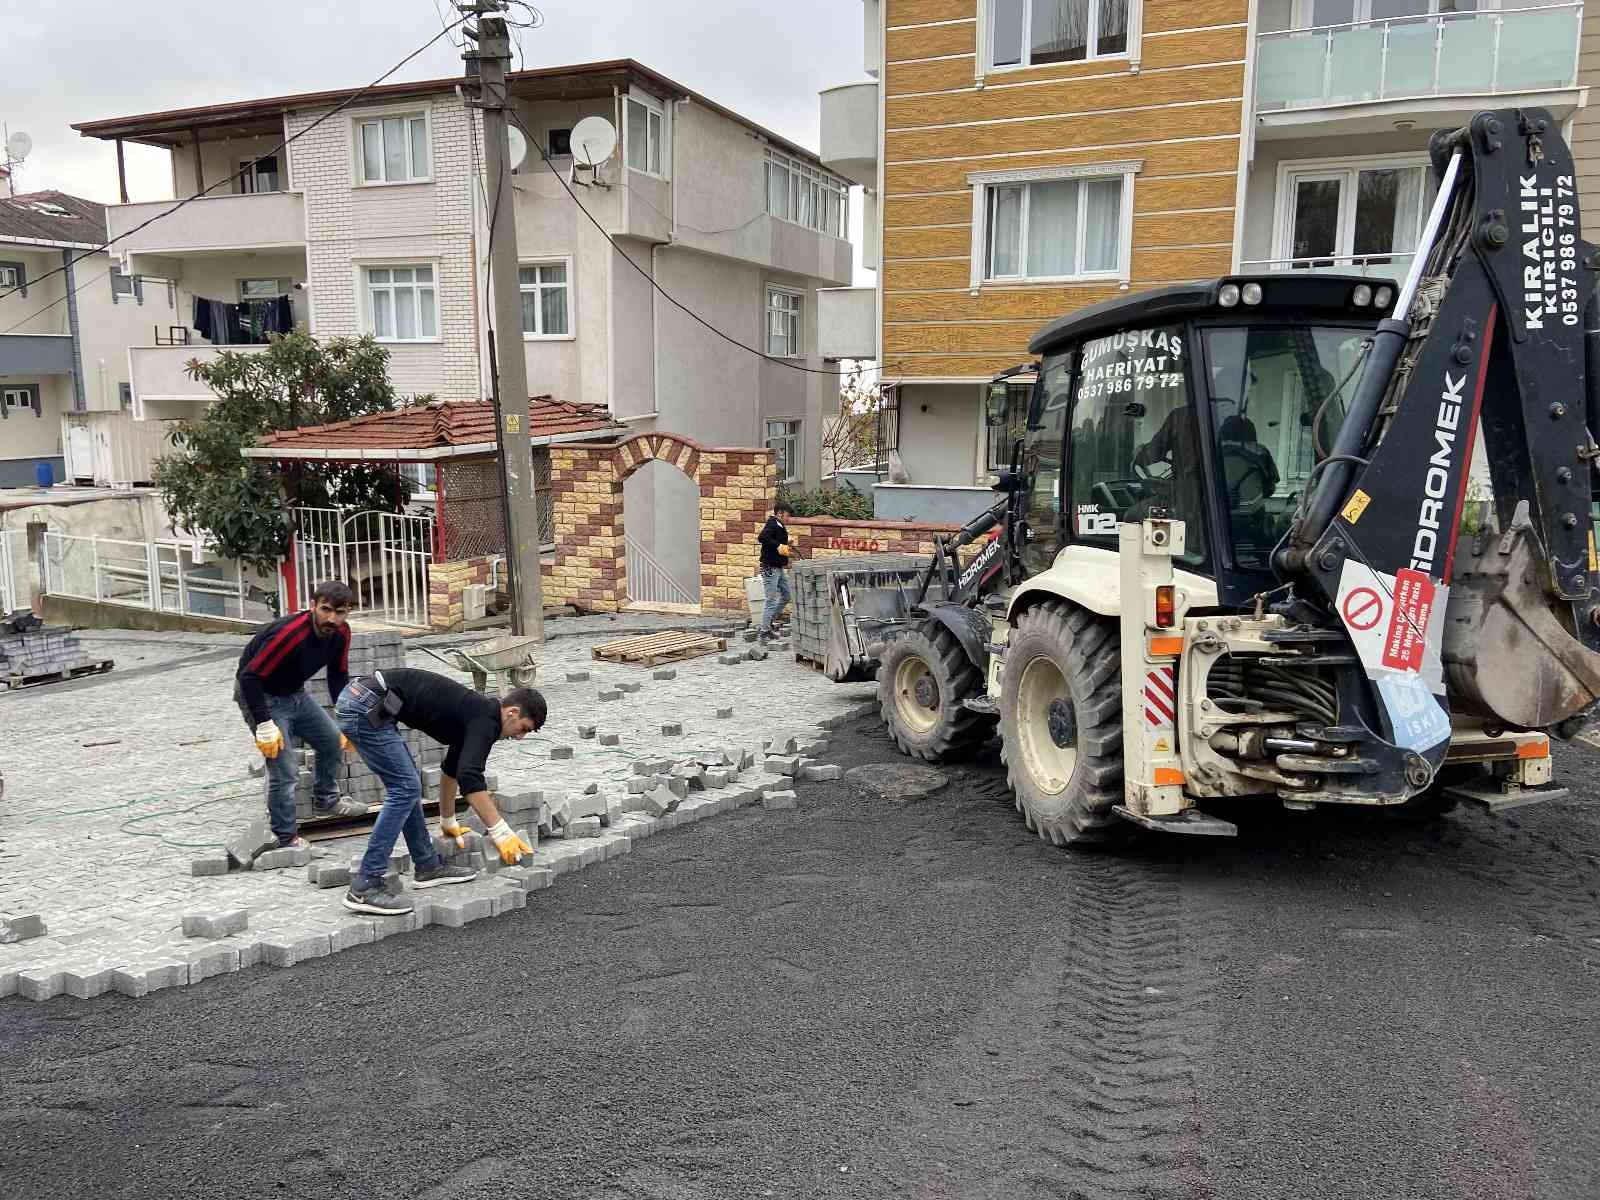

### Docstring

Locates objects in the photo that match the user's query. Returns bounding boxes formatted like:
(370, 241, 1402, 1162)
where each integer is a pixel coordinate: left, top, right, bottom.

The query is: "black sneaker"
(413, 862, 479, 889)
(342, 887, 414, 916)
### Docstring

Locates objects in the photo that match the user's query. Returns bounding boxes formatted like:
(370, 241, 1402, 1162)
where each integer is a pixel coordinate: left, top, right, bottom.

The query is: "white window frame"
(764, 149, 850, 240)
(979, 0, 1143, 78)
(765, 286, 804, 359)
(401, 462, 438, 501)
(358, 262, 441, 343)
(234, 154, 282, 195)
(2, 386, 33, 411)
(519, 257, 575, 341)
(625, 91, 668, 179)
(353, 108, 432, 187)
(1271, 152, 1433, 271)
(765, 418, 803, 485)
(967, 161, 1141, 287)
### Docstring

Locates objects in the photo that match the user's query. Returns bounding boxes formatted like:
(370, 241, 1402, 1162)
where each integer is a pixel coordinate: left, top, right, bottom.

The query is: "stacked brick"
(0, 625, 97, 681)
(695, 447, 777, 616)
(542, 443, 626, 613)
(427, 558, 507, 632)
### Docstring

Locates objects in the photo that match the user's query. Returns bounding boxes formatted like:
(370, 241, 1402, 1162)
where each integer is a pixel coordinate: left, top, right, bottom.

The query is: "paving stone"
(761, 789, 799, 810)
(308, 861, 353, 890)
(598, 689, 622, 702)
(111, 960, 188, 998)
(550, 745, 574, 760)
(189, 852, 230, 877)
(566, 816, 602, 838)
(225, 817, 277, 869)
(576, 724, 597, 739)
(652, 667, 677, 680)
(662, 775, 689, 800)
(598, 730, 621, 746)
(260, 931, 333, 968)
(747, 647, 769, 661)
(330, 920, 378, 953)
(497, 789, 542, 815)
(640, 786, 673, 817)
(770, 734, 800, 755)
(717, 654, 742, 665)
(185, 945, 241, 983)
(565, 670, 591, 682)
(617, 681, 642, 694)
(388, 850, 413, 875)
(802, 763, 844, 781)
(59, 968, 115, 1000)
(703, 769, 730, 788)
(0, 913, 47, 944)
(424, 895, 494, 928)
(181, 909, 248, 940)
(765, 754, 799, 776)
(252, 844, 312, 872)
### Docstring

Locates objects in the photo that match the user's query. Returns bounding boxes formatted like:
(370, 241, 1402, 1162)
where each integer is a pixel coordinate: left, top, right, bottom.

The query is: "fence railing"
(1239, 253, 1413, 280)
(1256, 4, 1582, 112)
(625, 536, 698, 608)
(40, 532, 273, 624)
(289, 507, 435, 628)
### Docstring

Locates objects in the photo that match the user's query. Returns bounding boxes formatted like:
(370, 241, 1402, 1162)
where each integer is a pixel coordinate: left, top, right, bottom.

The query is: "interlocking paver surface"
(0, 620, 873, 999)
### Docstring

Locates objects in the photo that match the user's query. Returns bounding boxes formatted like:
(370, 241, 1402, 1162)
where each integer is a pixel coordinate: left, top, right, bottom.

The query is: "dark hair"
(502, 687, 547, 730)
(311, 580, 355, 609)
(774, 500, 795, 516)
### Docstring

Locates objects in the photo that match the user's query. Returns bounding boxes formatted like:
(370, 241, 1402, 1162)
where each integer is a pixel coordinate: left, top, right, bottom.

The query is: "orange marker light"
(1516, 739, 1550, 759)
(1155, 585, 1176, 628)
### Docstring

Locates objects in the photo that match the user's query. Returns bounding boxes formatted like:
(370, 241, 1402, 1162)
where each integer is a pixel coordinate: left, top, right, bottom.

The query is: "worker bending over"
(334, 666, 546, 915)
(235, 580, 366, 850)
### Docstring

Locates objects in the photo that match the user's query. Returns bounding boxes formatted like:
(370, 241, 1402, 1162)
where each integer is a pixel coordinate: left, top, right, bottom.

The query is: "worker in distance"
(334, 666, 546, 915)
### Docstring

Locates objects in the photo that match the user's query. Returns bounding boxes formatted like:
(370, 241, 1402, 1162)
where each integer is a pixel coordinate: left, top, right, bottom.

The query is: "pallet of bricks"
(0, 615, 111, 688)
(787, 553, 939, 669)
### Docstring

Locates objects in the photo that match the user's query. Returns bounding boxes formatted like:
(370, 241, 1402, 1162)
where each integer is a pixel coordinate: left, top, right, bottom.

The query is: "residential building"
(820, 0, 1588, 514)
(0, 191, 172, 488)
(73, 59, 853, 595)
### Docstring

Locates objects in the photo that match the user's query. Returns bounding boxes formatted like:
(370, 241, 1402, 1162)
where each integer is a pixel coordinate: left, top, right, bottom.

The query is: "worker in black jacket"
(334, 666, 547, 915)
(234, 580, 365, 849)
(757, 499, 796, 641)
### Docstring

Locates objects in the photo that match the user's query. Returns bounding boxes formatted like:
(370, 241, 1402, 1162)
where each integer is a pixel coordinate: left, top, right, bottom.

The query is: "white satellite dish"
(570, 116, 617, 168)
(5, 131, 31, 162)
(507, 126, 528, 171)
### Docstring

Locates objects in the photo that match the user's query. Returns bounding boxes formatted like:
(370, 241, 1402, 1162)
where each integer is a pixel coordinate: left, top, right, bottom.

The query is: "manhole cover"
(846, 763, 949, 801)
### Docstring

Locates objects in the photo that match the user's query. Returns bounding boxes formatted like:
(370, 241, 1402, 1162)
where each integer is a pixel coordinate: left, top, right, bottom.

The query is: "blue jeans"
(761, 566, 791, 633)
(255, 689, 343, 841)
(335, 679, 442, 891)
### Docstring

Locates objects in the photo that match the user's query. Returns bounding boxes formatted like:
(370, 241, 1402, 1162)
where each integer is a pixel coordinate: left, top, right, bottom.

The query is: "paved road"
(3, 716, 1598, 1199)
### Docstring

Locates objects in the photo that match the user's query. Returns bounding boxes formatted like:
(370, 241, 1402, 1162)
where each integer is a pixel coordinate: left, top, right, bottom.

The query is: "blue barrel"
(33, 461, 53, 489)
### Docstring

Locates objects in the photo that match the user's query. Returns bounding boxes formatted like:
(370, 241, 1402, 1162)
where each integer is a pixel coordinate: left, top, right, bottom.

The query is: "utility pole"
(461, 1, 544, 640)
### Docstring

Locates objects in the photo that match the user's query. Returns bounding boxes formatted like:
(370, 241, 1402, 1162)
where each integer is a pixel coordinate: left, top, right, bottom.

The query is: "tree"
(821, 364, 885, 475)
(153, 331, 414, 572)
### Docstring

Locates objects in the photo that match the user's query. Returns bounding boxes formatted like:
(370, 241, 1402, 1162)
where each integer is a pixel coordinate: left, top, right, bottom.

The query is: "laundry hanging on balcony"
(191, 294, 293, 346)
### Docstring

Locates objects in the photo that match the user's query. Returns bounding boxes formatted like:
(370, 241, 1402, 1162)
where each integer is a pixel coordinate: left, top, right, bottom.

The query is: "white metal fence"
(290, 507, 435, 628)
(0, 529, 23, 615)
(40, 532, 275, 624)
(625, 536, 698, 608)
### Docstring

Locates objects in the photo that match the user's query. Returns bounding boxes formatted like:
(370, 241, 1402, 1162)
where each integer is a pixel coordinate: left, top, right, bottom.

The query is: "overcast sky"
(6, 0, 873, 278)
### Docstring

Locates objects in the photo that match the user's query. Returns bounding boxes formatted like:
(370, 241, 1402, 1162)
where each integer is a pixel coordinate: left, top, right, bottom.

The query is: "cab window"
(1066, 323, 1207, 569)
(1022, 355, 1073, 576)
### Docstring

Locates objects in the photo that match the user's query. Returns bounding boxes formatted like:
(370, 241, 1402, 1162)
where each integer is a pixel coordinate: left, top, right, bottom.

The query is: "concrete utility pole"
(461, 1, 544, 640)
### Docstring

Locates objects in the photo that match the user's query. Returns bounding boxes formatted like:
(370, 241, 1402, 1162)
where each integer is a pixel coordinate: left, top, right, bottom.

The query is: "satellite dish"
(6, 132, 31, 162)
(507, 126, 527, 171)
(570, 116, 617, 168)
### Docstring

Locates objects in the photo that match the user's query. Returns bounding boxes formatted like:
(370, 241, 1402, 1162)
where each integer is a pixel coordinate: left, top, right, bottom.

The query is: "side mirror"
(985, 382, 1010, 427)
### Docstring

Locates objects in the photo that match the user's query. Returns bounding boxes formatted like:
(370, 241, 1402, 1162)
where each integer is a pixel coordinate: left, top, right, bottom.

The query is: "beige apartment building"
(819, 0, 1589, 518)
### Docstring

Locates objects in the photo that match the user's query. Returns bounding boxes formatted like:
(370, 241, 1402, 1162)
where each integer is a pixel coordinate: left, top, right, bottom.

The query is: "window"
(519, 261, 571, 338)
(239, 278, 290, 300)
(401, 462, 438, 499)
(990, 0, 1129, 68)
(357, 113, 430, 184)
(111, 270, 141, 304)
(235, 155, 281, 194)
(1279, 160, 1432, 276)
(766, 287, 803, 357)
(766, 419, 802, 484)
(118, 383, 133, 411)
(364, 265, 438, 340)
(0, 261, 25, 296)
(548, 128, 573, 158)
(625, 95, 665, 176)
(986, 382, 1033, 471)
(980, 171, 1130, 281)
(765, 150, 849, 238)
(0, 385, 40, 419)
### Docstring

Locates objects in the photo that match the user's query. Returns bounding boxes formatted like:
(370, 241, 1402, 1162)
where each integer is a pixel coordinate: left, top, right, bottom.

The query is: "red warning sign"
(1342, 586, 1383, 631)
(1382, 568, 1435, 673)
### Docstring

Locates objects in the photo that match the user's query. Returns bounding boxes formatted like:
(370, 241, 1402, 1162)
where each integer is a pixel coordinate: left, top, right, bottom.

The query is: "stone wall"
(427, 557, 508, 633)
(786, 516, 960, 562)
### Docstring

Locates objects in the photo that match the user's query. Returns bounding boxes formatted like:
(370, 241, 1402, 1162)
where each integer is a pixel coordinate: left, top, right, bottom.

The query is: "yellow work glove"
(778, 543, 792, 558)
(486, 818, 532, 865)
(254, 720, 284, 760)
(440, 818, 471, 851)
(339, 733, 352, 753)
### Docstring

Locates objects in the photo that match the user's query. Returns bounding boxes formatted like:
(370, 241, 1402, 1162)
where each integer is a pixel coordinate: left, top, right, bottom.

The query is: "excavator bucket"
(823, 577, 909, 682)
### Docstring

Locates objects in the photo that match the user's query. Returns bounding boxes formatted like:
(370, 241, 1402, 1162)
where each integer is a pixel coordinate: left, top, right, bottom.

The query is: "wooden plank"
(3, 659, 114, 691)
(591, 630, 727, 666)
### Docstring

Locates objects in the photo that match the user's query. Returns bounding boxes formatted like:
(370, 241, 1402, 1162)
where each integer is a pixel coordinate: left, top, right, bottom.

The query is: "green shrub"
(778, 485, 874, 521)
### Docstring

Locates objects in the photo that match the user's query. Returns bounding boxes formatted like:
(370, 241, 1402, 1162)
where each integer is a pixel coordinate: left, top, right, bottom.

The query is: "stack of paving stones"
(787, 553, 935, 665)
(0, 624, 96, 680)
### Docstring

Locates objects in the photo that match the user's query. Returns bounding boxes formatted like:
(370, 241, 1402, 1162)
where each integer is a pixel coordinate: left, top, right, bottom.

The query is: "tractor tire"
(998, 601, 1130, 848)
(878, 620, 993, 763)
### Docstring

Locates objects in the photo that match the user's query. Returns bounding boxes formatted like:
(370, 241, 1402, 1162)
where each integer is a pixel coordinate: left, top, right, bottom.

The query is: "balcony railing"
(1256, 4, 1582, 112)
(105, 190, 306, 257)
(1240, 254, 1411, 280)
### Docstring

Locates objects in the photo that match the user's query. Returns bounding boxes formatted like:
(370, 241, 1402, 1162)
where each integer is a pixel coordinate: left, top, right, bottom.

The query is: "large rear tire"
(999, 601, 1130, 847)
(878, 620, 993, 763)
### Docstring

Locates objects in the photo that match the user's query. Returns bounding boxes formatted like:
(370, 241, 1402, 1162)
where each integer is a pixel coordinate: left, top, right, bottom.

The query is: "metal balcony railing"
(1256, 4, 1583, 112)
(1239, 253, 1413, 279)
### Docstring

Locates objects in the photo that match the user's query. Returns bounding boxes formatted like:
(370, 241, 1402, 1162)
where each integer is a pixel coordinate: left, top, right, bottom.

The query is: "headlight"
(1352, 284, 1373, 307)
(1374, 285, 1393, 309)
(1241, 282, 1263, 306)
(1218, 283, 1241, 308)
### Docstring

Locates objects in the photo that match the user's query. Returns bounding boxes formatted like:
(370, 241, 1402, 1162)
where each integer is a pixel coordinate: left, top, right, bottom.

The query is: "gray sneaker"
(314, 795, 369, 818)
(413, 862, 479, 889)
(342, 886, 414, 916)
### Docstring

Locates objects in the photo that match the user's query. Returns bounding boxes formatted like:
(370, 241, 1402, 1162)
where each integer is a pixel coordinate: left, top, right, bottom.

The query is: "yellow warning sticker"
(1341, 489, 1372, 525)
(1153, 736, 1171, 754)
(1589, 530, 1597, 573)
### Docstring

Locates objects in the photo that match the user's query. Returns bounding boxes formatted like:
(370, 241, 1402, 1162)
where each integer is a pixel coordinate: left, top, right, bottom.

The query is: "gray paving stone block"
(225, 817, 277, 869)
(598, 730, 621, 746)
(598, 689, 622, 702)
(802, 763, 843, 781)
(309, 861, 353, 890)
(718, 654, 742, 665)
(704, 769, 730, 788)
(0, 913, 47, 943)
(652, 667, 677, 680)
(497, 789, 542, 815)
(765, 754, 799, 776)
(663, 775, 689, 800)
(716, 706, 734, 718)
(185, 945, 241, 983)
(576, 724, 597, 739)
(566, 815, 602, 838)
(581, 781, 601, 796)
(62, 968, 114, 1000)
(770, 734, 800, 754)
(747, 647, 769, 661)
(625, 777, 647, 794)
(111, 960, 188, 998)
(260, 931, 333, 968)
(566, 670, 591, 682)
(252, 844, 312, 872)
(762, 789, 799, 810)
(330, 920, 378, 953)
(617, 681, 642, 694)
(605, 801, 623, 827)
(641, 786, 673, 817)
(389, 850, 412, 875)
(660, 722, 683, 736)
(423, 895, 494, 928)
(15, 968, 64, 1002)
(189, 852, 230, 877)
(550, 745, 574, 760)
(181, 909, 248, 940)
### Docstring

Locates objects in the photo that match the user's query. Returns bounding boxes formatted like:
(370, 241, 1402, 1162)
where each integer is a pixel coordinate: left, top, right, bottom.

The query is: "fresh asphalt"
(3, 715, 1598, 1199)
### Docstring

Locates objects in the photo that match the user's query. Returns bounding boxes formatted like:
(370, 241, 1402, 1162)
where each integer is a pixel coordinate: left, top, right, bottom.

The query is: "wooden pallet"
(3, 658, 115, 691)
(591, 629, 727, 667)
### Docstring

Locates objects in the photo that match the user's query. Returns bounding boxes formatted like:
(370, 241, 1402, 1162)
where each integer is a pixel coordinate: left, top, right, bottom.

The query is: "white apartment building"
(74, 59, 854, 582)
(0, 191, 172, 488)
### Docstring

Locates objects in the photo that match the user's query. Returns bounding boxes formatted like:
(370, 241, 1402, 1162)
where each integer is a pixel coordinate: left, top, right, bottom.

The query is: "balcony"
(0, 334, 74, 376)
(128, 344, 268, 420)
(1255, 5, 1584, 138)
(820, 81, 878, 187)
(105, 191, 306, 271)
(1239, 254, 1410, 281)
(818, 286, 877, 360)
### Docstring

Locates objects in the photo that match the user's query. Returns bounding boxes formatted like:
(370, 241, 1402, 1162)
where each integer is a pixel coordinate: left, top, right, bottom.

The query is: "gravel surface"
(2, 717, 1598, 1198)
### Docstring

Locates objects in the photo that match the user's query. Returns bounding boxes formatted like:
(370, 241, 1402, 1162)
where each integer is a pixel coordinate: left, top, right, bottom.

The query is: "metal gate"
(290, 508, 434, 628)
(0, 529, 22, 614)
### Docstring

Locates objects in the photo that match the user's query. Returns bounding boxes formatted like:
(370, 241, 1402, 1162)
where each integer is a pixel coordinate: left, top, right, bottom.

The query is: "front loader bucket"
(823, 578, 909, 682)
(1445, 525, 1600, 729)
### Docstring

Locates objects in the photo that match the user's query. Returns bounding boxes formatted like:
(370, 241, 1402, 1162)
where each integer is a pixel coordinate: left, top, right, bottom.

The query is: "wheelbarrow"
(419, 634, 540, 693)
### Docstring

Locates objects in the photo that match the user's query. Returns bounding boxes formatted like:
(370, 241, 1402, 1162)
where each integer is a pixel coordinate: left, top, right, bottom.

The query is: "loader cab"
(1022, 276, 1393, 605)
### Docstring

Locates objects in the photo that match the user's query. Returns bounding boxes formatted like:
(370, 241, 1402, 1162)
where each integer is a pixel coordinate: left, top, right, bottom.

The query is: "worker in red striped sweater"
(233, 580, 366, 849)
